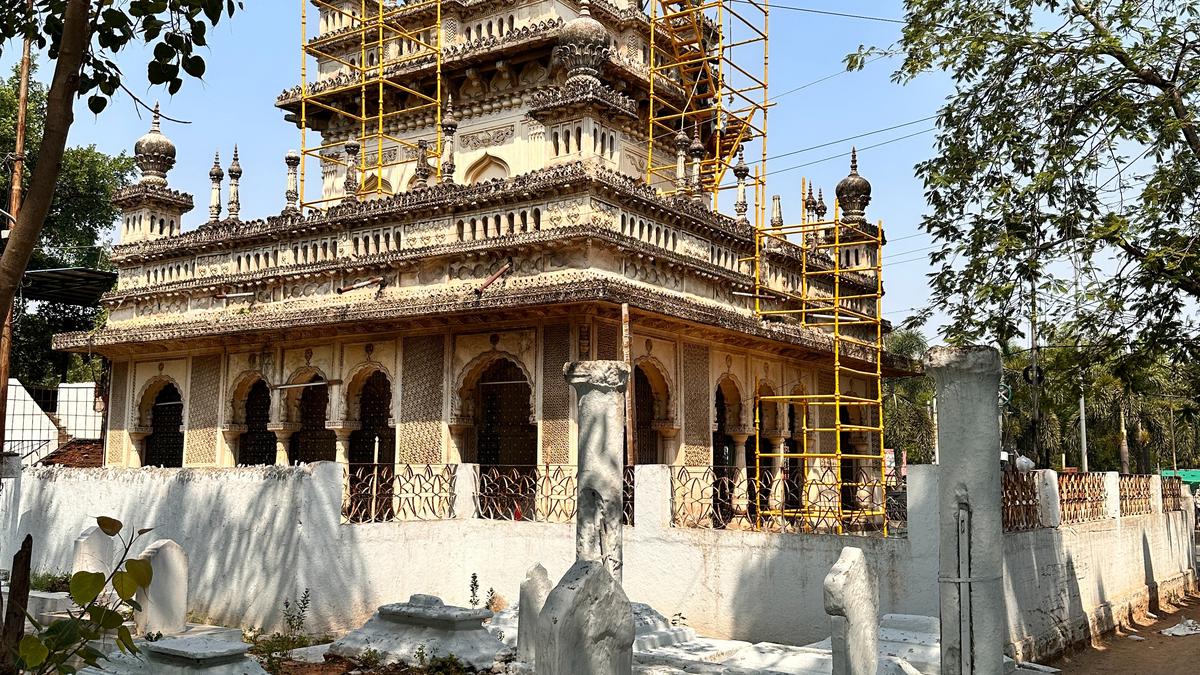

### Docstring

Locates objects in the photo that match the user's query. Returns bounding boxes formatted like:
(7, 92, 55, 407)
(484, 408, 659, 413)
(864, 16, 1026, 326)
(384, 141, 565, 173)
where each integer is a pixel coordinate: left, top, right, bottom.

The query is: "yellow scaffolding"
(751, 185, 888, 535)
(646, 0, 768, 212)
(299, 0, 443, 209)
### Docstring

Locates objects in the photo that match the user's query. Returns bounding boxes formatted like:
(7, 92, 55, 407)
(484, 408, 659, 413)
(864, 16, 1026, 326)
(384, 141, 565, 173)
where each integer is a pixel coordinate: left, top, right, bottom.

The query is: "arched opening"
(784, 390, 808, 515)
(238, 380, 276, 465)
(750, 382, 778, 520)
(631, 361, 671, 465)
(143, 384, 184, 467)
(347, 370, 396, 522)
(470, 357, 537, 519)
(289, 376, 335, 463)
(712, 377, 742, 525)
(466, 154, 510, 184)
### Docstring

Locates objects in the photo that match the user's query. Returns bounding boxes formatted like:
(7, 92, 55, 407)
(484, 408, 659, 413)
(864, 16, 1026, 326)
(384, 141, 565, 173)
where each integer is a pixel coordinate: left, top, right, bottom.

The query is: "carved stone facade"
(54, 0, 900, 470)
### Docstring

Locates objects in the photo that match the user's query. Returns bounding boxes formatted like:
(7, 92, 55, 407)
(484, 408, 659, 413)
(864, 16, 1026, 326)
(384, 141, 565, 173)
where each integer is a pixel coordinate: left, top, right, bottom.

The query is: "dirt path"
(1050, 594, 1200, 674)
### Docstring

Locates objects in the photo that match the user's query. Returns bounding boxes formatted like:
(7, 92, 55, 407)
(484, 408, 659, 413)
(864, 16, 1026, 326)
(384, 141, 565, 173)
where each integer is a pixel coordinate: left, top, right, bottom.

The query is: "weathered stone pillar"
(563, 360, 628, 582)
(127, 428, 149, 468)
(221, 427, 242, 467)
(332, 426, 353, 465)
(633, 464, 672, 531)
(268, 423, 297, 466)
(0, 451, 21, 565)
(923, 346, 1004, 675)
(453, 463, 479, 519)
(767, 435, 788, 511)
(825, 546, 878, 675)
(729, 431, 751, 518)
(1035, 470, 1062, 528)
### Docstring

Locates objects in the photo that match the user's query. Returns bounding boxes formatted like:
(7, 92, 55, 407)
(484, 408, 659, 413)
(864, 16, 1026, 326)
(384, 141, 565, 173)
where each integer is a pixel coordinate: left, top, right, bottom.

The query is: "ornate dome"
(134, 103, 176, 186)
(555, 0, 611, 85)
(835, 147, 871, 223)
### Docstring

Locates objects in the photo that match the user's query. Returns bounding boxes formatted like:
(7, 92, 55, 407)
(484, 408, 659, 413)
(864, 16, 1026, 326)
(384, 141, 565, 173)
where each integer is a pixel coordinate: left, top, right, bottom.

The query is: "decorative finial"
(580, 0, 592, 17)
(208, 151, 223, 223)
(734, 146, 749, 225)
(689, 126, 705, 205)
(850, 146, 858, 174)
(555, 0, 611, 86)
(284, 150, 301, 214)
(342, 140, 360, 204)
(815, 188, 828, 220)
(150, 101, 161, 132)
(674, 127, 690, 198)
(414, 139, 432, 189)
(770, 194, 783, 228)
(227, 145, 242, 220)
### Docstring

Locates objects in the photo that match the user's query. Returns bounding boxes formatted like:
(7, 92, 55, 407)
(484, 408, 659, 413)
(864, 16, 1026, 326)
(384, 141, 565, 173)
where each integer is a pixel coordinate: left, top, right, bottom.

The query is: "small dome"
(134, 103, 176, 186)
(228, 145, 243, 180)
(555, 0, 611, 85)
(209, 151, 224, 181)
(835, 147, 871, 204)
(560, 0, 608, 48)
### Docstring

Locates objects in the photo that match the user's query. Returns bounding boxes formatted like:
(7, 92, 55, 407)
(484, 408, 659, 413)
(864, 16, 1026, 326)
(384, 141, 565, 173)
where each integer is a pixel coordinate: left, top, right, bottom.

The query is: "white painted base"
(80, 636, 267, 674)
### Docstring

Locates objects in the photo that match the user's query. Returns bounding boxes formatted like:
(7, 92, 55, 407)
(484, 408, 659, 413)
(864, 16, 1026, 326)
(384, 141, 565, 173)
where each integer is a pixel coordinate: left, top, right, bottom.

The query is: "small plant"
(485, 589, 508, 613)
(484, 587, 495, 608)
(468, 573, 480, 608)
(249, 588, 332, 674)
(283, 588, 311, 635)
(415, 644, 429, 666)
(28, 571, 71, 594)
(358, 646, 382, 669)
(144, 631, 163, 642)
(670, 612, 688, 627)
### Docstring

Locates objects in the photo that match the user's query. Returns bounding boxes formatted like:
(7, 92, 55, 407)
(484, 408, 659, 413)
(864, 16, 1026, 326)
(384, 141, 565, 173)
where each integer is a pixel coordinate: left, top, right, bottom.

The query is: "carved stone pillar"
(728, 429, 752, 519)
(448, 417, 473, 464)
(268, 422, 299, 466)
(653, 422, 681, 465)
(563, 360, 628, 583)
(329, 424, 357, 465)
(221, 426, 245, 467)
(128, 427, 151, 468)
(766, 434, 788, 511)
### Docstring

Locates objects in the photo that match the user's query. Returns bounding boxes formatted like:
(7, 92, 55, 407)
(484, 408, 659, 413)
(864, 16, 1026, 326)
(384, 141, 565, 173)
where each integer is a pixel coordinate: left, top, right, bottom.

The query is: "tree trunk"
(0, 0, 91, 340)
(0, 535, 32, 674)
(1118, 403, 1131, 474)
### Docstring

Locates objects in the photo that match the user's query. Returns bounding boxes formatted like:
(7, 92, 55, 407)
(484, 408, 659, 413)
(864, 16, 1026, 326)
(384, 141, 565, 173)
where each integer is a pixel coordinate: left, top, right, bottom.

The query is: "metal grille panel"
(541, 324, 571, 464)
(399, 335, 445, 463)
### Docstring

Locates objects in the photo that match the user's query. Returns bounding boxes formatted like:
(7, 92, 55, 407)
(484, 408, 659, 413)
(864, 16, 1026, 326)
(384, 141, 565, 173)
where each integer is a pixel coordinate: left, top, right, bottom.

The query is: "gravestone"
(328, 594, 505, 669)
(824, 546, 878, 675)
(72, 525, 114, 576)
(80, 636, 268, 674)
(517, 563, 551, 661)
(535, 559, 634, 675)
(134, 539, 188, 636)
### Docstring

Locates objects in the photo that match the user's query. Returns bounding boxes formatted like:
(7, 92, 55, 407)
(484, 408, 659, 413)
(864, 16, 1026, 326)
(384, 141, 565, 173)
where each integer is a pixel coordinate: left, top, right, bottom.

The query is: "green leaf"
(137, 527, 155, 536)
(19, 635, 48, 668)
(183, 54, 205, 78)
(96, 516, 122, 536)
(89, 605, 127, 629)
(87, 95, 107, 114)
(112, 570, 138, 600)
(117, 625, 137, 655)
(126, 557, 153, 587)
(69, 571, 106, 606)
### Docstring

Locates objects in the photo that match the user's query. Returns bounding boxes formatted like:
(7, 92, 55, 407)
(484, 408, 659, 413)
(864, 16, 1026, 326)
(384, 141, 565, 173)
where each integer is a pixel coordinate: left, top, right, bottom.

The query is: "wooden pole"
(0, 6, 33, 459)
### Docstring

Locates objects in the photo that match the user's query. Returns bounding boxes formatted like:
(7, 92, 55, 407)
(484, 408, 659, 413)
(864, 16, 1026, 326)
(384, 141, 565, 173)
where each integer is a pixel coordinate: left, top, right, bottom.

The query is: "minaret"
(113, 102, 194, 244)
(342, 140, 360, 204)
(208, 152, 224, 223)
(284, 150, 301, 214)
(733, 146, 749, 226)
(227, 145, 242, 221)
(413, 140, 432, 189)
(834, 148, 877, 273)
(688, 127, 705, 205)
(673, 129, 690, 198)
(440, 98, 458, 185)
(770, 195, 783, 228)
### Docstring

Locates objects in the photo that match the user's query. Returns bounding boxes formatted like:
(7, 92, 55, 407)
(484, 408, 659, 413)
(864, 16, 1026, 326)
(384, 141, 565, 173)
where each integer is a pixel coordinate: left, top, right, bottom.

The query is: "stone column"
(221, 427, 243, 467)
(0, 451, 21, 565)
(331, 426, 354, 465)
(767, 434, 788, 511)
(1103, 471, 1121, 520)
(453, 463, 480, 519)
(268, 423, 297, 466)
(655, 424, 681, 465)
(563, 360, 628, 583)
(1035, 469, 1062, 528)
(923, 346, 1004, 675)
(633, 464, 672, 531)
(729, 431, 751, 521)
(128, 428, 150, 468)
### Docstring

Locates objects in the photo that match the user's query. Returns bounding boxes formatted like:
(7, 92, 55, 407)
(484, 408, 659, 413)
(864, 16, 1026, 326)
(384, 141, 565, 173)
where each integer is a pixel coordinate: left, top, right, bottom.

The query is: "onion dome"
(134, 102, 176, 186)
(555, 0, 611, 85)
(732, 146, 749, 181)
(688, 127, 705, 159)
(835, 147, 871, 223)
(285, 149, 301, 168)
(441, 96, 459, 135)
(209, 151, 224, 181)
(228, 145, 243, 180)
(674, 128, 690, 153)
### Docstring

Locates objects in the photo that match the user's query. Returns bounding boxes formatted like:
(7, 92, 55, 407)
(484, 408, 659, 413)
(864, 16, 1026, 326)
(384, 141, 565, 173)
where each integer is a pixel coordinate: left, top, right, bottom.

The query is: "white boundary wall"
(2, 462, 1194, 660)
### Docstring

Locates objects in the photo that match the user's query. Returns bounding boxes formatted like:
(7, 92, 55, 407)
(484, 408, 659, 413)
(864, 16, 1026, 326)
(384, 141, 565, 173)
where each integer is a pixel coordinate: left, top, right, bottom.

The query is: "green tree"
(883, 328, 935, 464)
(0, 65, 134, 387)
(858, 1, 1200, 359)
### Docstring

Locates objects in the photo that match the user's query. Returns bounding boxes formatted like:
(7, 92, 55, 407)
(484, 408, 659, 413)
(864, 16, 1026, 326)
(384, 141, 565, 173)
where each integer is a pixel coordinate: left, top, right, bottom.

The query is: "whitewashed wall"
(6, 380, 59, 465)
(2, 462, 1194, 659)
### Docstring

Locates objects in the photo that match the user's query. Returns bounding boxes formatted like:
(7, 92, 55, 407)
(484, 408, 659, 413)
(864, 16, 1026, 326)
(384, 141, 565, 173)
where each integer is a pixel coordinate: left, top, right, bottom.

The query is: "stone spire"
(804, 184, 817, 222)
(770, 194, 783, 229)
(227, 145, 242, 221)
(284, 150, 300, 214)
(440, 97, 458, 184)
(555, 0, 611, 86)
(733, 146, 749, 226)
(134, 102, 176, 186)
(815, 188, 828, 221)
(688, 127, 705, 205)
(413, 140, 432, 189)
(208, 151, 223, 223)
(836, 147, 872, 225)
(673, 128, 690, 198)
(342, 140, 360, 204)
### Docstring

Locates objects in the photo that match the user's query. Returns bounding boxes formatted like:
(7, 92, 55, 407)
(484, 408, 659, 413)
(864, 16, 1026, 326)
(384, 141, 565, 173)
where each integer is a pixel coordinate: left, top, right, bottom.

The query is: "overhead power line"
(734, 1, 907, 25)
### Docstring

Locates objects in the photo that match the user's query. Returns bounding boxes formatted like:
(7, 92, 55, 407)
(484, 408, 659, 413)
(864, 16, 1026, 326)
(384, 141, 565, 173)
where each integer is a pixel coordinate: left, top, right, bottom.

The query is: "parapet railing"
(669, 465, 890, 536)
(343, 463, 458, 522)
(1162, 476, 1185, 513)
(1058, 472, 1108, 525)
(1001, 469, 1040, 532)
(1119, 474, 1154, 517)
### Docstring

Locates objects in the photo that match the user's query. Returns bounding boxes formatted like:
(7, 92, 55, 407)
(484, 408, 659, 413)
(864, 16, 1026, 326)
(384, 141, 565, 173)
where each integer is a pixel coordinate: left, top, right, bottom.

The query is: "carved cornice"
(527, 80, 638, 121)
(112, 184, 195, 213)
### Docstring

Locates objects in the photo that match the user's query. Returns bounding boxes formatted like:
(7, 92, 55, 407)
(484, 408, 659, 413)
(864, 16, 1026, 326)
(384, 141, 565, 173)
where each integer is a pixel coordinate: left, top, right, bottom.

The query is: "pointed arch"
(465, 153, 510, 184)
(362, 173, 393, 198)
(228, 370, 271, 425)
(453, 350, 535, 421)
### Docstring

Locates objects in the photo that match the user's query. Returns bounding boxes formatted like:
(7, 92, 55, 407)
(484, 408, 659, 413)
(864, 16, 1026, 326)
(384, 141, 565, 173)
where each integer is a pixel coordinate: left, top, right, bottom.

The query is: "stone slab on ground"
(80, 636, 267, 674)
(328, 594, 505, 670)
(721, 642, 924, 675)
(286, 643, 332, 663)
(638, 637, 751, 663)
(489, 606, 518, 646)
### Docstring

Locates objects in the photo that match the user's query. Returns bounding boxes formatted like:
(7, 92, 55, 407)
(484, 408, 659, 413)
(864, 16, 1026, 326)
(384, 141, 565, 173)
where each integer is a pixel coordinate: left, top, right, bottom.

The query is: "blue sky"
(8, 0, 953, 335)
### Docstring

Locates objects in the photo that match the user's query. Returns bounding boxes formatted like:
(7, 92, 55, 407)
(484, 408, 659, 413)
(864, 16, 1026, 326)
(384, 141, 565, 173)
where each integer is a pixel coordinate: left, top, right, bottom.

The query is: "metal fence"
(670, 465, 890, 535)
(1001, 469, 1040, 532)
(1119, 474, 1153, 517)
(1058, 472, 1108, 525)
(343, 463, 457, 522)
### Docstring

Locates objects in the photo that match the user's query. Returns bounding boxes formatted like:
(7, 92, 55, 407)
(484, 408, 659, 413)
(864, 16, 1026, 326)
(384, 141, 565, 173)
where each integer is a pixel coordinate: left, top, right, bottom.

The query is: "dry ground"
(1051, 593, 1200, 674)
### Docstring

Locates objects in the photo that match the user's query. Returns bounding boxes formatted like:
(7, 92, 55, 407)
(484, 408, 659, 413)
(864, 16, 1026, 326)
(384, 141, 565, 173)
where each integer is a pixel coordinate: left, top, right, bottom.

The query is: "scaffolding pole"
(751, 198, 887, 535)
(299, 0, 443, 210)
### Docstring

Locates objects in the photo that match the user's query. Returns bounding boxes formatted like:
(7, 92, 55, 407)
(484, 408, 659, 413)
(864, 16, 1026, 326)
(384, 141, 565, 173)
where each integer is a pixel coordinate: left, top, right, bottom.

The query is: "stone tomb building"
(55, 0, 900, 522)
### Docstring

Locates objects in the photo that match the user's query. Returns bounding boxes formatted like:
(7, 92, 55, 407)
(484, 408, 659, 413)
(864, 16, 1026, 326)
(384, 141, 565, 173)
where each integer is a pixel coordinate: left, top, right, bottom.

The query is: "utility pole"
(0, 9, 33, 456)
(1078, 388, 1089, 472)
(1028, 277, 1042, 467)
